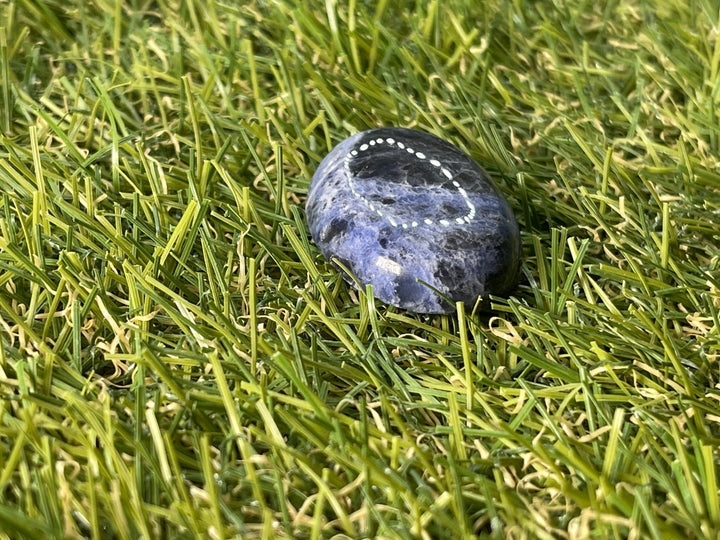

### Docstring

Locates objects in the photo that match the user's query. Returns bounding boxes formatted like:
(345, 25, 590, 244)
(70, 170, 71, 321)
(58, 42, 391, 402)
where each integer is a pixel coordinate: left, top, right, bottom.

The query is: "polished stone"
(306, 127, 520, 314)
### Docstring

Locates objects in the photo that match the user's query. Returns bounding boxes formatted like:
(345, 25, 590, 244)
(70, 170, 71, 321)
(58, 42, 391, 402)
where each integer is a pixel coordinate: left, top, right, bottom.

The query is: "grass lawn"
(1, 0, 720, 538)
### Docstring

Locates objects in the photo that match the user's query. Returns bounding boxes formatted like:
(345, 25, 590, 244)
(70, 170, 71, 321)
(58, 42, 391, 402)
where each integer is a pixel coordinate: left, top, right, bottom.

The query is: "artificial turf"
(1, 0, 720, 538)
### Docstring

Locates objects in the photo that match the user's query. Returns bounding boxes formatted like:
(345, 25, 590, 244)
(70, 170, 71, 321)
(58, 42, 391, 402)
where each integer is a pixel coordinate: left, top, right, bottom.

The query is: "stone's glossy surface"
(306, 127, 521, 314)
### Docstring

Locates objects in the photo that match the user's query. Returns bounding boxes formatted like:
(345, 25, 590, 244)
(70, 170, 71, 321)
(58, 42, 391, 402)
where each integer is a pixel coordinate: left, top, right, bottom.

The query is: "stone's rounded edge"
(305, 127, 522, 314)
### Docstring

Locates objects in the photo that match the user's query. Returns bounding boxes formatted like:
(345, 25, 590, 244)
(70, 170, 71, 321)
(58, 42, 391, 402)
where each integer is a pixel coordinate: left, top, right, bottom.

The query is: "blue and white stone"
(306, 127, 520, 314)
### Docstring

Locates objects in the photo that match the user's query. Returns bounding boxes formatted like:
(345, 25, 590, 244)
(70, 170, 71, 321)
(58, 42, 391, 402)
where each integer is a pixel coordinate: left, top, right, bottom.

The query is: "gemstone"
(305, 127, 521, 314)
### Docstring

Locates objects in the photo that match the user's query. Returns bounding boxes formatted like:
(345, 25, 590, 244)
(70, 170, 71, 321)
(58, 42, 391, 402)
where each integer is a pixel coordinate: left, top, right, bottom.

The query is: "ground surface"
(1, 1, 720, 538)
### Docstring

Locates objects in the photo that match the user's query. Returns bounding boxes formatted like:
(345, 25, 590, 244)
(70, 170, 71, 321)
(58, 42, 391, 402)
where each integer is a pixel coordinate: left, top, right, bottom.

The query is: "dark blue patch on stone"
(306, 127, 521, 314)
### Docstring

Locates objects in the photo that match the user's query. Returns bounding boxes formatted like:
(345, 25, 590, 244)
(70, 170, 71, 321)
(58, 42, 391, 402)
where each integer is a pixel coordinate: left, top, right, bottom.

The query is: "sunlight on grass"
(1, 0, 720, 538)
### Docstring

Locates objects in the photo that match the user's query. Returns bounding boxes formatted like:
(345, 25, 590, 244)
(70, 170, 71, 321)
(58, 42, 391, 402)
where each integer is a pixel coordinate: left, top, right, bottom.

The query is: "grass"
(1, 0, 720, 538)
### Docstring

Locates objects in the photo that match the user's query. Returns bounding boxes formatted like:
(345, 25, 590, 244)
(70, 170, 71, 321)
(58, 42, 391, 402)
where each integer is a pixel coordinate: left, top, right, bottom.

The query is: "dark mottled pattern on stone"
(306, 127, 521, 314)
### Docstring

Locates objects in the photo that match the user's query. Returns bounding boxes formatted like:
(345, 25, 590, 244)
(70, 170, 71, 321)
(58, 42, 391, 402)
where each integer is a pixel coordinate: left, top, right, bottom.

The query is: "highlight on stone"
(305, 127, 521, 314)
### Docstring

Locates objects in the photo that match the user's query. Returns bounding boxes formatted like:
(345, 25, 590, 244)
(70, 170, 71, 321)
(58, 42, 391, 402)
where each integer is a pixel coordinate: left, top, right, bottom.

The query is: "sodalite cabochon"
(306, 127, 521, 314)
